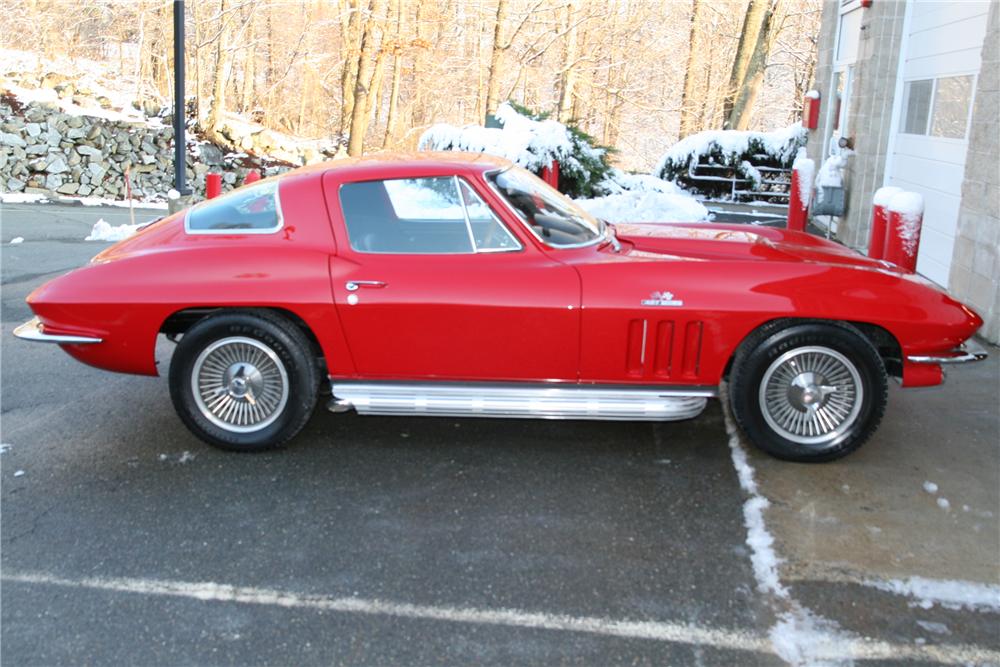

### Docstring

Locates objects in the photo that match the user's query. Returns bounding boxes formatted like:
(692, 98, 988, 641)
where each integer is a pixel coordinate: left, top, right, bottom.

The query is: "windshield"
(487, 167, 601, 247)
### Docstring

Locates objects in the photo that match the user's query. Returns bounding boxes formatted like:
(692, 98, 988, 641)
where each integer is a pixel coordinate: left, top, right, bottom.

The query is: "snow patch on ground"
(868, 577, 1000, 612)
(9, 236, 24, 244)
(13, 470, 25, 477)
(936, 497, 951, 511)
(770, 608, 855, 667)
(915, 620, 951, 635)
(575, 191, 709, 223)
(722, 385, 859, 666)
(85, 218, 141, 242)
(76, 196, 168, 210)
(1, 192, 50, 204)
(922, 480, 938, 494)
(724, 409, 788, 598)
(0, 443, 11, 454)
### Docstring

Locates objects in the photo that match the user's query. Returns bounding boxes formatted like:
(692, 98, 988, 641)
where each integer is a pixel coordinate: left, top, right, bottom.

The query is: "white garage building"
(807, 0, 998, 342)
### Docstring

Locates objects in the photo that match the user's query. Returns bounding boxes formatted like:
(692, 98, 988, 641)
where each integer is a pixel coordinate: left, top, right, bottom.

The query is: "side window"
(458, 179, 520, 251)
(902, 79, 933, 135)
(186, 180, 282, 233)
(340, 176, 519, 254)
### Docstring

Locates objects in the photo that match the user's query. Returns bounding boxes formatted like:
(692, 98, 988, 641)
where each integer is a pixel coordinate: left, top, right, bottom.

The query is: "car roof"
(279, 151, 514, 183)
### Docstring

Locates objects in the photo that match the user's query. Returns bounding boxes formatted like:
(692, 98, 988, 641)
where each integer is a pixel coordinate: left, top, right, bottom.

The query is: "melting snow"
(1, 192, 50, 204)
(888, 191, 924, 258)
(13, 470, 25, 477)
(936, 497, 951, 511)
(9, 236, 24, 244)
(791, 147, 814, 209)
(922, 481, 938, 494)
(0, 443, 11, 454)
(915, 620, 950, 635)
(869, 576, 1000, 612)
(85, 218, 142, 242)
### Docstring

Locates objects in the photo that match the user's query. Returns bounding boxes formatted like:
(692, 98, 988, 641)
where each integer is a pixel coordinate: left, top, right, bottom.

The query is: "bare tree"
(678, 0, 707, 138)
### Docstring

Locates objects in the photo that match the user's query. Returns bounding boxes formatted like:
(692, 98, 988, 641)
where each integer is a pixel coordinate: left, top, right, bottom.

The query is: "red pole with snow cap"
(883, 191, 924, 273)
(787, 148, 813, 232)
(868, 186, 903, 260)
(205, 172, 222, 199)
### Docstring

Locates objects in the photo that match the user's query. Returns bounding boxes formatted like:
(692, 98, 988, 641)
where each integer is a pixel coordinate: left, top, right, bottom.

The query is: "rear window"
(185, 180, 283, 234)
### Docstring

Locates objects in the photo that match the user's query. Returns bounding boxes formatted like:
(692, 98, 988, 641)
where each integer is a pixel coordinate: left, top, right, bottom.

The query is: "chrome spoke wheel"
(191, 336, 289, 433)
(758, 345, 863, 448)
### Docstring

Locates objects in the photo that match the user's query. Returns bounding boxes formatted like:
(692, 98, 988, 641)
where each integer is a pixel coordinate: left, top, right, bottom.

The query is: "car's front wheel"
(168, 310, 319, 451)
(729, 321, 888, 462)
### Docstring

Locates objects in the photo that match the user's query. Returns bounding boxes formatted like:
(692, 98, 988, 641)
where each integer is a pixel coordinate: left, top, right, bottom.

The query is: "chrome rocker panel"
(328, 381, 715, 421)
(13, 317, 103, 345)
(906, 338, 989, 364)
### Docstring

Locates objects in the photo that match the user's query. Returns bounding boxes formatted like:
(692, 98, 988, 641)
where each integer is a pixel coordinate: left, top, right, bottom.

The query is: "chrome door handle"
(345, 280, 387, 291)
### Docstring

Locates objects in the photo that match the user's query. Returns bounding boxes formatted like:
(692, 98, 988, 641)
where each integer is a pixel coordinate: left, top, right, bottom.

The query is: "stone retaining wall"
(0, 94, 294, 202)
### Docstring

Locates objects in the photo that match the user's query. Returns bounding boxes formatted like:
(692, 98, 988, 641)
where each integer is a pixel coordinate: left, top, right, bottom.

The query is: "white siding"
(886, 0, 989, 286)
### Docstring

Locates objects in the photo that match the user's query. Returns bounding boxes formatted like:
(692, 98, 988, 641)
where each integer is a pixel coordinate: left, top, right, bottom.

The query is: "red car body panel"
(25, 153, 983, 390)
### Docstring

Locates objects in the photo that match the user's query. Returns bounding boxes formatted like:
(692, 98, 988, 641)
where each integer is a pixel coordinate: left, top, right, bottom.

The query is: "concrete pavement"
(1, 202, 998, 666)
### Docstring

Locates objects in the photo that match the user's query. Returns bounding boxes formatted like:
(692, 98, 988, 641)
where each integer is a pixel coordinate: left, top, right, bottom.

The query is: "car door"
(322, 171, 580, 382)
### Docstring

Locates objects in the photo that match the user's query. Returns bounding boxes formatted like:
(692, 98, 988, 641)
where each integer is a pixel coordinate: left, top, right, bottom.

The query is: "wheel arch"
(160, 306, 328, 374)
(722, 317, 903, 381)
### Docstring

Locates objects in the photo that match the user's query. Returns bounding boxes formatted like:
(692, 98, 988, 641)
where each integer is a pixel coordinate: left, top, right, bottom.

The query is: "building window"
(930, 75, 974, 139)
(902, 79, 933, 135)
(901, 76, 975, 139)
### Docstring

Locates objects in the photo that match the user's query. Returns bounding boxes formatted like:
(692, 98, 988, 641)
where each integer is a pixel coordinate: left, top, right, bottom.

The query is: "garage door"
(885, 0, 989, 286)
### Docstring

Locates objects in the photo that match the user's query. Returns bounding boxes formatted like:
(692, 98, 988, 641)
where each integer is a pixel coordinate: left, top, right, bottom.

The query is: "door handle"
(345, 280, 387, 291)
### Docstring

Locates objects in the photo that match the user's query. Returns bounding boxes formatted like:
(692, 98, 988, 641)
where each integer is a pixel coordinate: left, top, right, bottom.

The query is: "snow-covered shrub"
(653, 125, 807, 199)
(418, 102, 612, 198)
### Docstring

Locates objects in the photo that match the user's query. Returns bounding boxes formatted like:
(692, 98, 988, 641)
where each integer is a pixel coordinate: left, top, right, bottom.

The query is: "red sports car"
(14, 153, 987, 461)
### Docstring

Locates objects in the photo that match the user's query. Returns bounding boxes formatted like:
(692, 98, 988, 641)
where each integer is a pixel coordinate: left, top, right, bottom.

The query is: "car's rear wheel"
(729, 321, 887, 462)
(169, 310, 319, 451)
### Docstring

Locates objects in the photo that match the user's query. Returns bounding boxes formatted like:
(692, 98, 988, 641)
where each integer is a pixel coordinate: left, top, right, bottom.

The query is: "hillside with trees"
(0, 0, 820, 171)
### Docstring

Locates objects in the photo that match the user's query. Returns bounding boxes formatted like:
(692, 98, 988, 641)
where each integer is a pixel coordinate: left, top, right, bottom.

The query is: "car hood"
(613, 222, 892, 270)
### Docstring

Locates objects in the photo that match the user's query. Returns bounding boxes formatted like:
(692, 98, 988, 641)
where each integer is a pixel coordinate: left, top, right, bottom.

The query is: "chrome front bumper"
(906, 338, 989, 364)
(13, 317, 103, 344)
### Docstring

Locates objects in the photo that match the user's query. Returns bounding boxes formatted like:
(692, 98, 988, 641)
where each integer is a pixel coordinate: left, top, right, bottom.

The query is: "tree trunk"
(205, 0, 232, 142)
(723, 0, 768, 127)
(556, 0, 580, 123)
(347, 0, 387, 156)
(726, 0, 778, 131)
(383, 0, 404, 147)
(484, 0, 510, 116)
(241, 10, 255, 113)
(340, 0, 362, 135)
(678, 0, 707, 139)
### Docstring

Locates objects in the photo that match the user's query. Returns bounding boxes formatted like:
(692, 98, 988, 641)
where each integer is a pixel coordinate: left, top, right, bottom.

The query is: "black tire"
(168, 309, 319, 452)
(728, 320, 888, 462)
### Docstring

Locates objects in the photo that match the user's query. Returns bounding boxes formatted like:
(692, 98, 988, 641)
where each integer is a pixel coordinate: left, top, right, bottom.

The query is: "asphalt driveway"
(1, 202, 998, 666)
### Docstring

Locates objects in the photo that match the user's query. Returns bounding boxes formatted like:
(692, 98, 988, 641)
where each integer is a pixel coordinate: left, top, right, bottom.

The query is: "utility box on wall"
(803, 92, 820, 130)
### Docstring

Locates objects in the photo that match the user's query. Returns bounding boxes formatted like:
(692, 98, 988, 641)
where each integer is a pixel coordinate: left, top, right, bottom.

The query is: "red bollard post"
(884, 191, 924, 273)
(868, 186, 903, 259)
(205, 172, 222, 199)
(244, 169, 261, 185)
(787, 150, 813, 232)
(540, 160, 560, 189)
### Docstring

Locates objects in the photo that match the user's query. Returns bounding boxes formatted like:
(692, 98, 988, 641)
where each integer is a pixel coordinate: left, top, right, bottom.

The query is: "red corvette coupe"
(15, 153, 986, 461)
